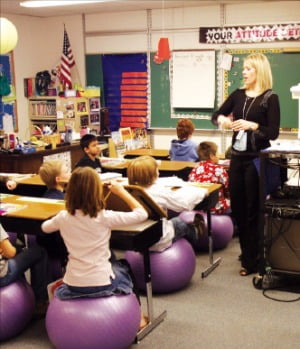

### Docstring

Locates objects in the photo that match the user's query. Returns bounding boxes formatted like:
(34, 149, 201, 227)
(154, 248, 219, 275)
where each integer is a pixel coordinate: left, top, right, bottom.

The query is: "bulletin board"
(224, 49, 300, 129)
(86, 52, 218, 131)
(0, 52, 18, 132)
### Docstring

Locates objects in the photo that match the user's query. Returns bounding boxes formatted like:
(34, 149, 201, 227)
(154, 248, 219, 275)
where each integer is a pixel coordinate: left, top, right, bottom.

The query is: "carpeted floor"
(1, 237, 299, 349)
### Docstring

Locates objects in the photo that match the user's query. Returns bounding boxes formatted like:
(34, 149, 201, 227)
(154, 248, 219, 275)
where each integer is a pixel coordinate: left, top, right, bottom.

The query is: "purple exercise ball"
(125, 238, 196, 293)
(0, 279, 35, 341)
(46, 293, 141, 349)
(179, 211, 234, 251)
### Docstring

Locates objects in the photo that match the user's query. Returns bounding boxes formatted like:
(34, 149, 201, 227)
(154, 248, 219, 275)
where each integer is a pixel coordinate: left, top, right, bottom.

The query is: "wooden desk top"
(188, 182, 221, 195)
(17, 174, 45, 186)
(102, 159, 196, 172)
(158, 160, 196, 171)
(123, 148, 169, 159)
(0, 194, 65, 220)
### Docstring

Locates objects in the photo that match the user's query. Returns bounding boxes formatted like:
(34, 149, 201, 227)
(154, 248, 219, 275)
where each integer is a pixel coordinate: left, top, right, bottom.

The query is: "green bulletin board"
(86, 49, 300, 130)
(225, 49, 300, 129)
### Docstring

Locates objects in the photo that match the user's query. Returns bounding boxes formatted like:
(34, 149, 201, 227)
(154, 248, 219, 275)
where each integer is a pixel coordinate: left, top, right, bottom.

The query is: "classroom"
(0, 1, 300, 349)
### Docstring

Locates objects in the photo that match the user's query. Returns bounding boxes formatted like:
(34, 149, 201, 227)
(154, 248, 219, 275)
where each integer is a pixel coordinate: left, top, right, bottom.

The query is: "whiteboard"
(172, 50, 215, 108)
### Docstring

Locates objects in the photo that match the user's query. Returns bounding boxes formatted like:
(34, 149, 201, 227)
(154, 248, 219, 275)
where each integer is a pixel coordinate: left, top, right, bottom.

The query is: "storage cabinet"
(258, 149, 300, 276)
(28, 96, 101, 134)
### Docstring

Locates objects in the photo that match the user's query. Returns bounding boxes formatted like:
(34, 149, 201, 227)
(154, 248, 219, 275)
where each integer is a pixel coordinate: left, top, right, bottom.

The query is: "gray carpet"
(1, 238, 299, 349)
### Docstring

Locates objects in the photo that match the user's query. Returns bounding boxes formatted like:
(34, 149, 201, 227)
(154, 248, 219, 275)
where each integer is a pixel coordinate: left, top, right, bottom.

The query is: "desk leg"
(136, 249, 167, 341)
(201, 209, 221, 278)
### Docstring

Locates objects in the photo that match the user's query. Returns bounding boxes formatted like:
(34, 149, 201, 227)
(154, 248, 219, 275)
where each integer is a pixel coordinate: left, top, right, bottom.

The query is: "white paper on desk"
(100, 157, 126, 167)
(155, 176, 187, 187)
(16, 197, 64, 204)
(99, 172, 122, 181)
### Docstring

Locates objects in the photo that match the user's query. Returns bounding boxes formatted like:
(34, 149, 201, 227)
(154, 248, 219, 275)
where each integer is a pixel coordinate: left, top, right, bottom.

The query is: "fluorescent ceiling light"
(20, 1, 109, 8)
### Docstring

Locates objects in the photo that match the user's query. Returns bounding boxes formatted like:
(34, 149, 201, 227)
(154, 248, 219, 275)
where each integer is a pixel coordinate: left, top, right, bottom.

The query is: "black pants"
(229, 155, 260, 271)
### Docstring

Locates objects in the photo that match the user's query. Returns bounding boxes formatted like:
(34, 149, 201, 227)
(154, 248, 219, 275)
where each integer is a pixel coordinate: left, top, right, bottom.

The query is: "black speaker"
(266, 217, 300, 273)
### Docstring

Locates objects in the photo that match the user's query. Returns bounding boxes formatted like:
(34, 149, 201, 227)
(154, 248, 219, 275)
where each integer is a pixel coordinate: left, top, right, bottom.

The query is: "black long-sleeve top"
(212, 88, 280, 153)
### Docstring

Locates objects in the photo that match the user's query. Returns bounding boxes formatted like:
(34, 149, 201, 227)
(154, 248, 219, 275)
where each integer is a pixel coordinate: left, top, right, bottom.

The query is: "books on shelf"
(24, 78, 36, 97)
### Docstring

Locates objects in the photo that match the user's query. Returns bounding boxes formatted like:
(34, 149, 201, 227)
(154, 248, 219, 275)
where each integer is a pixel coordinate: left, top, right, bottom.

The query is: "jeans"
(171, 217, 198, 249)
(0, 245, 49, 301)
(56, 260, 134, 300)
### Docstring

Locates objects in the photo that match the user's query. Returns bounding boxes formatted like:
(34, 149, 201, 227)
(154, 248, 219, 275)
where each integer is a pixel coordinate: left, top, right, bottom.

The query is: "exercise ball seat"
(46, 293, 141, 349)
(179, 211, 234, 251)
(125, 238, 196, 294)
(0, 279, 35, 341)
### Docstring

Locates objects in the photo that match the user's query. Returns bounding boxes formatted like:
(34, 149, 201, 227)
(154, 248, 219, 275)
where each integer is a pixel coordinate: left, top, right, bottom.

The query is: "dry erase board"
(150, 52, 218, 129)
(172, 50, 215, 108)
(225, 49, 300, 129)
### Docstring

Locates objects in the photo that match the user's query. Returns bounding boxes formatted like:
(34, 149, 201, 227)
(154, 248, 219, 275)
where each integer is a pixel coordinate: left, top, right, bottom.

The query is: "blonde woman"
(212, 53, 280, 276)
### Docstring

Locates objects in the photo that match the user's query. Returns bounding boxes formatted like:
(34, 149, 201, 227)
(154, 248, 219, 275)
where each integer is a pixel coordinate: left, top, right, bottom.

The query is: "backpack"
(35, 70, 51, 96)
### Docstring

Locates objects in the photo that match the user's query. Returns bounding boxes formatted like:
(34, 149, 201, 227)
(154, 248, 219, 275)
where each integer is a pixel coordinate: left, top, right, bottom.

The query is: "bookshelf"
(28, 96, 101, 134)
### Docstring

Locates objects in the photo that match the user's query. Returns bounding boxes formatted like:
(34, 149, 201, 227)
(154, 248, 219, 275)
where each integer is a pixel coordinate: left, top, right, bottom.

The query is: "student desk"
(102, 159, 197, 180)
(123, 148, 170, 160)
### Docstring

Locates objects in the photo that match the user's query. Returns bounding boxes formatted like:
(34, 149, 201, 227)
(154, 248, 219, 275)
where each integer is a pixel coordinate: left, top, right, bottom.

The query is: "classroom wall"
(3, 1, 300, 152)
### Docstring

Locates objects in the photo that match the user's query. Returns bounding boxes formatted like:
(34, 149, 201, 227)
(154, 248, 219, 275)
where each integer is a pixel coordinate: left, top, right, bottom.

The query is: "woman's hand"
(217, 115, 232, 129)
(232, 119, 258, 132)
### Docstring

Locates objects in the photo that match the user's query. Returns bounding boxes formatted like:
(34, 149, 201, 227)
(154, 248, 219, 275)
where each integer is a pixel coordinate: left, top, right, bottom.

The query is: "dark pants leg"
(171, 217, 198, 249)
(0, 245, 49, 301)
(229, 156, 260, 271)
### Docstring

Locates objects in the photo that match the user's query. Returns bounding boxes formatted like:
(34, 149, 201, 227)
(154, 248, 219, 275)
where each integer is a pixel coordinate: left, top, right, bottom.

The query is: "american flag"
(60, 28, 75, 89)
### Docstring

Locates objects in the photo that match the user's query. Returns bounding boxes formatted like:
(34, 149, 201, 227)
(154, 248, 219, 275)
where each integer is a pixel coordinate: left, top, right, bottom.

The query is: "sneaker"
(192, 213, 206, 239)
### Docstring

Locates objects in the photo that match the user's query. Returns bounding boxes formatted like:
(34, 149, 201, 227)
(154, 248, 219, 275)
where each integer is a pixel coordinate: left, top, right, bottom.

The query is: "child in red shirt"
(188, 141, 230, 214)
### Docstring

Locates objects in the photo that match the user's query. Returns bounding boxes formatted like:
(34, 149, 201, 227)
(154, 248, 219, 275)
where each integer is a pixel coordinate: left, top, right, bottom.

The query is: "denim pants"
(56, 260, 134, 300)
(171, 217, 198, 249)
(0, 245, 49, 302)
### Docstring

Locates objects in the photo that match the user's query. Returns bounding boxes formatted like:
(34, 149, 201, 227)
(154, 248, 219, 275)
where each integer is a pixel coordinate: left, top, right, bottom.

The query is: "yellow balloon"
(0, 18, 18, 55)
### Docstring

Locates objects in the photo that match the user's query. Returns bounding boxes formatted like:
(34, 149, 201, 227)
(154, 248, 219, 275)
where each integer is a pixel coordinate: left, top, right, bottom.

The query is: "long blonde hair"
(243, 53, 273, 94)
(127, 156, 158, 188)
(65, 167, 105, 217)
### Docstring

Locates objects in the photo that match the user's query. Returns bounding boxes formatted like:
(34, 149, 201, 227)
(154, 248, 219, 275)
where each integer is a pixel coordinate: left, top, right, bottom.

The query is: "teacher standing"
(211, 53, 280, 276)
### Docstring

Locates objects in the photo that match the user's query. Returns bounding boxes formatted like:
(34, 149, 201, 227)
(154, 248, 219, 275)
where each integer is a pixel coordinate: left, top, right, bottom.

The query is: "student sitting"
(0, 223, 49, 315)
(41, 167, 148, 328)
(38, 160, 70, 277)
(188, 141, 230, 214)
(39, 160, 70, 200)
(75, 134, 103, 173)
(169, 118, 199, 162)
(127, 155, 207, 252)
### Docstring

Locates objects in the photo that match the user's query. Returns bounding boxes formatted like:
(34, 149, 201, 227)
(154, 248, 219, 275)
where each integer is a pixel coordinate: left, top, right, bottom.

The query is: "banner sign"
(199, 24, 300, 44)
